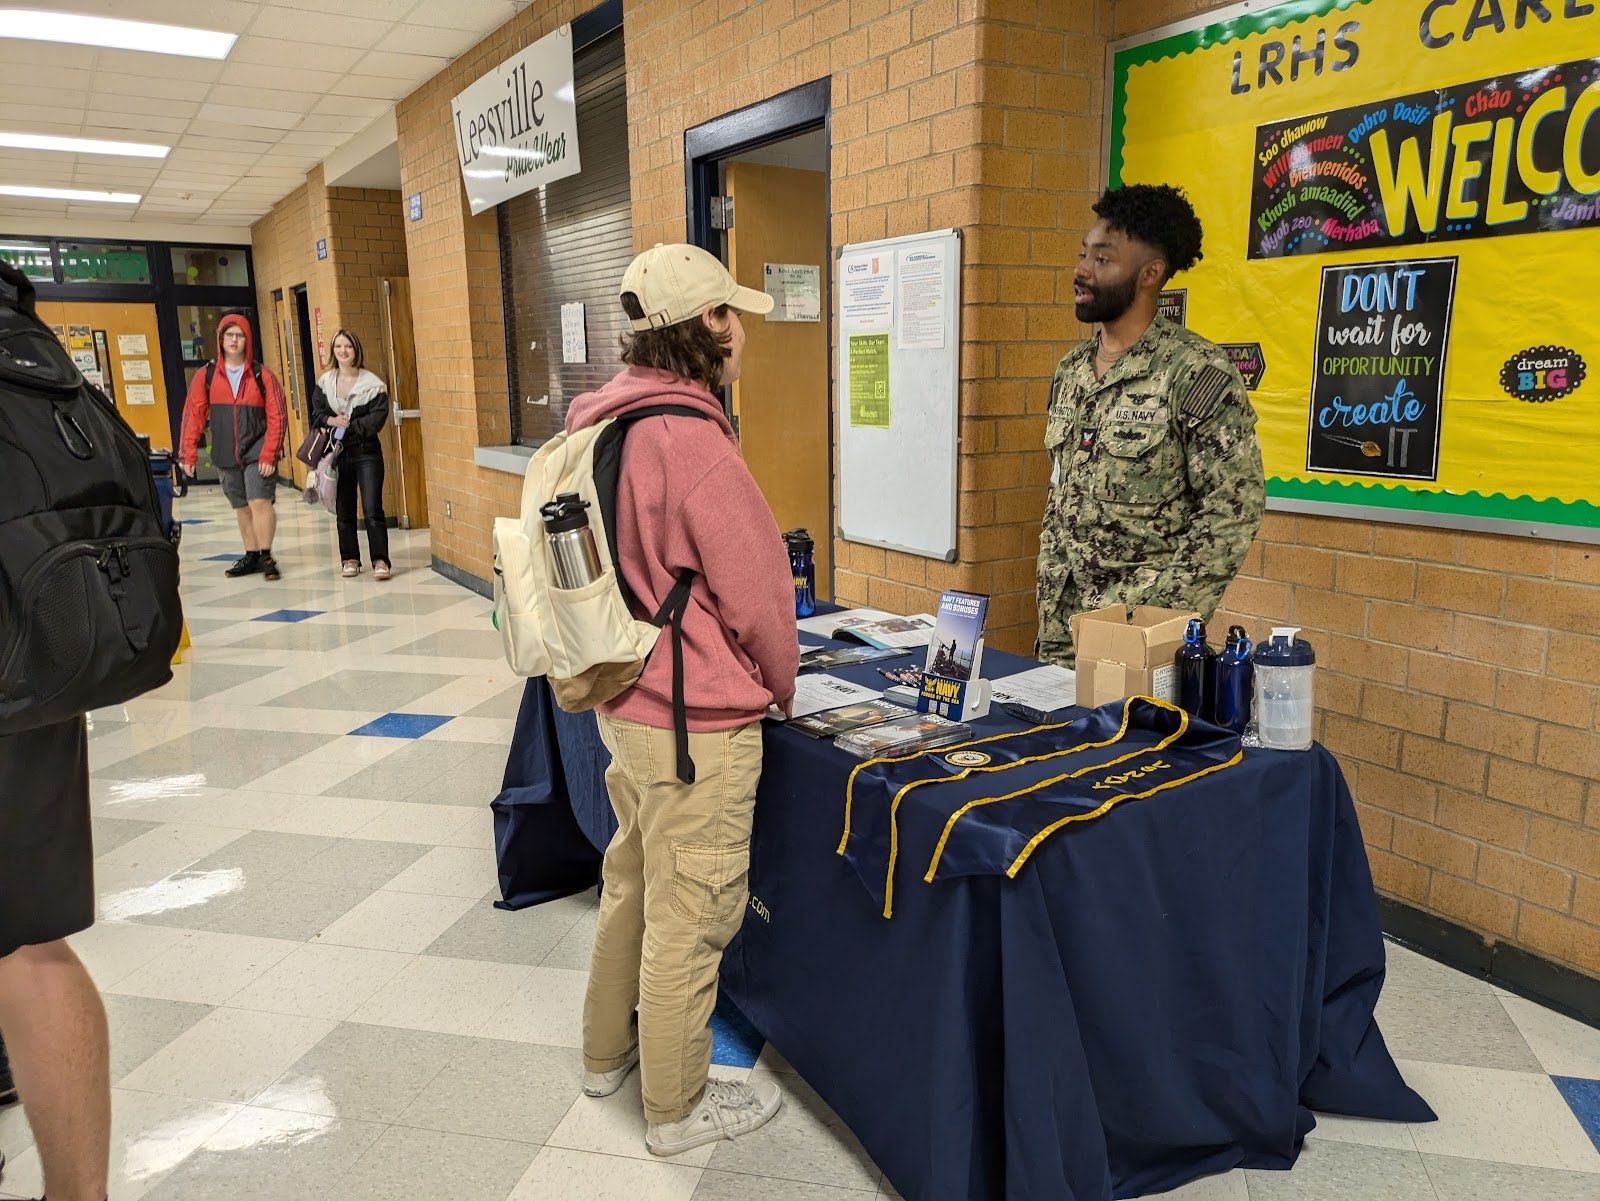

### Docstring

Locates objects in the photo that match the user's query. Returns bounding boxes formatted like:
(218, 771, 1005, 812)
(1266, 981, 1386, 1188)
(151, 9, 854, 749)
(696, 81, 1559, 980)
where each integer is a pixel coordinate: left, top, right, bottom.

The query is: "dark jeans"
(336, 447, 390, 566)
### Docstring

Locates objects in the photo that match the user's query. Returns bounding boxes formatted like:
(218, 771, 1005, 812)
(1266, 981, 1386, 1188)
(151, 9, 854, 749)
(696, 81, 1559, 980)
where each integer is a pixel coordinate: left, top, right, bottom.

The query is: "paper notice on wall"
(896, 244, 947, 350)
(68, 324, 92, 349)
(117, 333, 148, 356)
(71, 349, 98, 372)
(83, 370, 105, 390)
(561, 302, 586, 364)
(847, 333, 890, 428)
(121, 358, 152, 381)
(124, 384, 156, 406)
(839, 252, 892, 332)
(763, 263, 821, 322)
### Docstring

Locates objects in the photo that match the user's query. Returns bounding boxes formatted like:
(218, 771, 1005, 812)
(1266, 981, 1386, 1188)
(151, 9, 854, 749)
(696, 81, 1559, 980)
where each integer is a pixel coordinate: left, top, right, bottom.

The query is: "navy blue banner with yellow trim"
(839, 697, 1243, 917)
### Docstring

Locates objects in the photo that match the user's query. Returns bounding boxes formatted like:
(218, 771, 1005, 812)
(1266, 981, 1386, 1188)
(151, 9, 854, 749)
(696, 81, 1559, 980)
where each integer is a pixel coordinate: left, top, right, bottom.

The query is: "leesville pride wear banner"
(1110, 0, 1600, 537)
(837, 697, 1242, 917)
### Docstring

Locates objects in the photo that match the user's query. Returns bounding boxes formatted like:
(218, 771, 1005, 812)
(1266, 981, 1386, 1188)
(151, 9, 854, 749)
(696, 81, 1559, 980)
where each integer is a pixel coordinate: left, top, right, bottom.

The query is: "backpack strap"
(604, 404, 717, 787)
(205, 360, 266, 401)
(651, 570, 698, 785)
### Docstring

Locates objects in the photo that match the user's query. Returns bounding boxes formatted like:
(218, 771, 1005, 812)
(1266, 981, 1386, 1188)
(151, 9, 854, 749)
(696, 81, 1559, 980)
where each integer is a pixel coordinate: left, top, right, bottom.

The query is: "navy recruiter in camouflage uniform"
(1036, 184, 1265, 666)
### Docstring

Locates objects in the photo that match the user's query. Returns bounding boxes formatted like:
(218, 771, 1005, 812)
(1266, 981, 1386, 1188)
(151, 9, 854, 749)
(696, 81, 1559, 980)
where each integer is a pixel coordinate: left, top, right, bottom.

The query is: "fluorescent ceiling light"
(0, 184, 141, 204)
(0, 131, 169, 158)
(0, 9, 236, 59)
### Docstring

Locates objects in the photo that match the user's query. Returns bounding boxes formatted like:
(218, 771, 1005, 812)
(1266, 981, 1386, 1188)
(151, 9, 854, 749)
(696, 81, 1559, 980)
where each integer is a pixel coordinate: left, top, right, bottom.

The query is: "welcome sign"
(452, 25, 581, 216)
(1110, 0, 1600, 538)
(1250, 57, 1600, 258)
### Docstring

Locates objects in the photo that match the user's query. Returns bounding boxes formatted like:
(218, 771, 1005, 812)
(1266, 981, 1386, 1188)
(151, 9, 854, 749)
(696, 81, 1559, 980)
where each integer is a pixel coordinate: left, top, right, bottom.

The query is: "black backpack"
(0, 261, 183, 733)
(203, 357, 265, 401)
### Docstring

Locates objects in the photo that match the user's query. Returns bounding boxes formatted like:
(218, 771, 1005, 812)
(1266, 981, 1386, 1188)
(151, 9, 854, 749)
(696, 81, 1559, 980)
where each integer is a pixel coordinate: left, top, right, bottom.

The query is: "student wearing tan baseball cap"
(620, 242, 775, 330)
(563, 243, 796, 1156)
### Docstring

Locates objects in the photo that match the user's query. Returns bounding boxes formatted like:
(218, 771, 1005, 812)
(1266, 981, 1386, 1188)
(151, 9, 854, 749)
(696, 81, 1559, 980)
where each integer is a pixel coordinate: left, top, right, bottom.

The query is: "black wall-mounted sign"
(1307, 257, 1458, 481)
(1220, 342, 1266, 390)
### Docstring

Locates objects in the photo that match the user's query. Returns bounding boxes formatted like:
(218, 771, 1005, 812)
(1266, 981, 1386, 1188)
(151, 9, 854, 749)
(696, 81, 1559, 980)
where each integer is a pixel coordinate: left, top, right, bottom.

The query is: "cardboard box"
(1070, 605, 1198, 708)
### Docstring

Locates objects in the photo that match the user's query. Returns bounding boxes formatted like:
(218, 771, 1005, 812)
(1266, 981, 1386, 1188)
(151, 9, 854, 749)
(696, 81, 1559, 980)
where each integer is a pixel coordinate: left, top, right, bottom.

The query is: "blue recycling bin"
(148, 448, 182, 543)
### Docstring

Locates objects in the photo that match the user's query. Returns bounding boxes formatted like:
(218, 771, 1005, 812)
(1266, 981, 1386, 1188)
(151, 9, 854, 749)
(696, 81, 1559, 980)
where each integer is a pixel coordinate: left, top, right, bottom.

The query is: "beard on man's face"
(1073, 271, 1140, 325)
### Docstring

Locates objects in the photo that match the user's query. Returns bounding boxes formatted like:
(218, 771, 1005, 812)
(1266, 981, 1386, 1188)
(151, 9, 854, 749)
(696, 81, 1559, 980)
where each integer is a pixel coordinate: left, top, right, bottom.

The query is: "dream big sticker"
(1500, 345, 1586, 402)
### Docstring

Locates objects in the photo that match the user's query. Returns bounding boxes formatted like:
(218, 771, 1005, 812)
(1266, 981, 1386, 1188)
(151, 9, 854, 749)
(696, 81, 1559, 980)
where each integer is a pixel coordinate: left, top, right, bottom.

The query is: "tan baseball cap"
(620, 243, 774, 331)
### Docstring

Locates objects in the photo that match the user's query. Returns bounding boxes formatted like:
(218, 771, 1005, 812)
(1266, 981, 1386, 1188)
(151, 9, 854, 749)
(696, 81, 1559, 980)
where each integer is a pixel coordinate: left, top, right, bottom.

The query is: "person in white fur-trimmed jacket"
(310, 329, 393, 579)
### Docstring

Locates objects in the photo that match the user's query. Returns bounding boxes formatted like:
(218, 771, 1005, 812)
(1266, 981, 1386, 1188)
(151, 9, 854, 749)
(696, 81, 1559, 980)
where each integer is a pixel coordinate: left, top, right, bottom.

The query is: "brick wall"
(251, 169, 412, 512)
(620, 0, 1107, 653)
(1211, 523, 1600, 975)
(392, 6, 592, 580)
(1114, 0, 1600, 980)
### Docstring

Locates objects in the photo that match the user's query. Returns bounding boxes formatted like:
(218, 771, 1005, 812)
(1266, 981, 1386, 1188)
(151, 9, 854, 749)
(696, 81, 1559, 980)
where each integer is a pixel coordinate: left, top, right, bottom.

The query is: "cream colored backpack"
(492, 405, 709, 783)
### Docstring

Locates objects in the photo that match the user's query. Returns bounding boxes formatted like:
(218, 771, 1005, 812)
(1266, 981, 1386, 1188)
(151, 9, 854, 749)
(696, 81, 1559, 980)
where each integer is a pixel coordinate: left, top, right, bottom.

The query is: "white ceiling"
(0, 0, 527, 236)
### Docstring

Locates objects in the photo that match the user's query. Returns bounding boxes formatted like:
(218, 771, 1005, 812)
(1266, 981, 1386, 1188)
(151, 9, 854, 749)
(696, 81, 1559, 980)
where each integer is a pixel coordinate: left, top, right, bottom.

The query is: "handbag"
(296, 425, 332, 467)
(315, 442, 342, 515)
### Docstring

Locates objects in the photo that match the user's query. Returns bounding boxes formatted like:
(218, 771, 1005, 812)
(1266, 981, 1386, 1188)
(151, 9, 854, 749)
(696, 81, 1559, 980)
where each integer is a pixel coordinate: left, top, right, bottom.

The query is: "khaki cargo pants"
(583, 714, 763, 1124)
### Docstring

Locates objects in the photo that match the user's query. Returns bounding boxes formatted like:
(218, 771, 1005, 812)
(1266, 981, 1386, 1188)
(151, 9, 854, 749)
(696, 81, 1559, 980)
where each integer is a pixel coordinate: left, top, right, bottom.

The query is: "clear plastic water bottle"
(1213, 625, 1254, 736)
(1254, 627, 1316, 750)
(784, 529, 816, 618)
(1174, 618, 1216, 721)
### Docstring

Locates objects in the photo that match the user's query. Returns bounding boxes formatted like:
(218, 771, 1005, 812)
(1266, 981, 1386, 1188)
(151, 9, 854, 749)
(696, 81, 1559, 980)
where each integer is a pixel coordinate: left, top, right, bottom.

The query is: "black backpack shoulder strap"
(591, 405, 717, 613)
(252, 361, 266, 399)
(594, 404, 717, 786)
(204, 360, 216, 393)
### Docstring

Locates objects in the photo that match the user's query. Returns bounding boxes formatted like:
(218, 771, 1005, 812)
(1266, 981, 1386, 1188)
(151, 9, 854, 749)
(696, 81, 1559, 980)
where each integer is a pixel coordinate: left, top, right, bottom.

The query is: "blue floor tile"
(203, 554, 239, 561)
(709, 992, 764, 1069)
(350, 713, 454, 739)
(1552, 1076, 1600, 1153)
(253, 609, 324, 623)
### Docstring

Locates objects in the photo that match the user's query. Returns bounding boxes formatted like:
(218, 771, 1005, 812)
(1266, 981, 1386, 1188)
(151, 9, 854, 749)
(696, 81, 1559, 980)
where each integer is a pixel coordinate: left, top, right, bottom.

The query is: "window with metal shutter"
(499, 28, 631, 447)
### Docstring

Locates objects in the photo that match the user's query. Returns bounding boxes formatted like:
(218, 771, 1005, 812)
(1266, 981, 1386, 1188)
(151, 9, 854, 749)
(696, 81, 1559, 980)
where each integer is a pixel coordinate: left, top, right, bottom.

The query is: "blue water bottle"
(784, 529, 816, 618)
(1213, 625, 1254, 735)
(1175, 618, 1215, 721)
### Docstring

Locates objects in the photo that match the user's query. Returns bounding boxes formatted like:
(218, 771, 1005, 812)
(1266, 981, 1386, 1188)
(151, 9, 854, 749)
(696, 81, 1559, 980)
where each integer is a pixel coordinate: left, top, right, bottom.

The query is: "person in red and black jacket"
(179, 313, 289, 580)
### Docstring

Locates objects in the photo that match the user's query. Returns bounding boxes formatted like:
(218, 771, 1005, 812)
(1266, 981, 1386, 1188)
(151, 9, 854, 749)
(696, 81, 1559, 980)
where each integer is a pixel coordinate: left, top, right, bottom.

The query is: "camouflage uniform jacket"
(1036, 316, 1265, 665)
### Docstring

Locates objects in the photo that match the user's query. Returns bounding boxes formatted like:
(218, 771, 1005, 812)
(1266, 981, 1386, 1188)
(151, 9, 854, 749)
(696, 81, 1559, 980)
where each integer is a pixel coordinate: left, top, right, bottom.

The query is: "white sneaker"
(581, 1043, 640, 1097)
(646, 1077, 783, 1156)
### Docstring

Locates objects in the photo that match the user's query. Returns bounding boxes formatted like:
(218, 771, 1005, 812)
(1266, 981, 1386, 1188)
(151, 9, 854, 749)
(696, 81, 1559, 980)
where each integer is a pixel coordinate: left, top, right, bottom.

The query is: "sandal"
(341, 560, 361, 577)
(373, 561, 392, 580)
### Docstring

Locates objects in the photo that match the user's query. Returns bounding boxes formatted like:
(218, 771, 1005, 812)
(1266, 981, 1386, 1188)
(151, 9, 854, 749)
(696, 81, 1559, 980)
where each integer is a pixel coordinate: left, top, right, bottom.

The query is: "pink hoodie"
(565, 367, 799, 731)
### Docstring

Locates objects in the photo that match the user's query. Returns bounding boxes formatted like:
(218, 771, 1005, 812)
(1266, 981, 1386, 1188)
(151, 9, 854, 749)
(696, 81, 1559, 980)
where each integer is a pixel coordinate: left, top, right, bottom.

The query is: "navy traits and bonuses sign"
(452, 24, 581, 216)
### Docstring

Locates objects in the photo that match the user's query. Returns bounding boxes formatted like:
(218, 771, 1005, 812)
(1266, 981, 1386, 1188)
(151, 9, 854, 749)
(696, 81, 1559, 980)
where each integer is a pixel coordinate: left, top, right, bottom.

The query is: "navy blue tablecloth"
(494, 651, 1432, 1199)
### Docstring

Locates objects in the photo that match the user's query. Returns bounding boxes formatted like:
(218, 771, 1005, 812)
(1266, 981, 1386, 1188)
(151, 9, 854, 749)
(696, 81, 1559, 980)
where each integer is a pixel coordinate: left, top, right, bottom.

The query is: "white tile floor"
(1, 490, 1597, 1200)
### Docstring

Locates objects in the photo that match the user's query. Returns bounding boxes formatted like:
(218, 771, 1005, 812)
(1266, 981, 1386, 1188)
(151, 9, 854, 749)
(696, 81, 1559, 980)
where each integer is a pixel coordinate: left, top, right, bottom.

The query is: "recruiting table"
(493, 648, 1433, 1199)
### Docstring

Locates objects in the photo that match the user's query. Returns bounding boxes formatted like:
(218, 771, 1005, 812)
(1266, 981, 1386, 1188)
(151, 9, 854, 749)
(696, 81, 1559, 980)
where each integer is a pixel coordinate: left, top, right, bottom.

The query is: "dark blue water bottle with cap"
(784, 529, 816, 618)
(1213, 625, 1254, 735)
(1175, 618, 1216, 721)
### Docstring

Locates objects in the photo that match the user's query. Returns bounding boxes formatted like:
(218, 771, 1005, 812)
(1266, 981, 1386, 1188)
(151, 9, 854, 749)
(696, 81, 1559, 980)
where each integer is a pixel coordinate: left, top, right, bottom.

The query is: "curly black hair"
(1091, 184, 1204, 280)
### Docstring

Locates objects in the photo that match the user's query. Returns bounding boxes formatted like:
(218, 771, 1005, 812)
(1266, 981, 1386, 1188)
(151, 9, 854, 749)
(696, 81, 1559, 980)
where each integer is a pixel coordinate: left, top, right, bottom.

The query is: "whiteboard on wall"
(836, 228, 961, 562)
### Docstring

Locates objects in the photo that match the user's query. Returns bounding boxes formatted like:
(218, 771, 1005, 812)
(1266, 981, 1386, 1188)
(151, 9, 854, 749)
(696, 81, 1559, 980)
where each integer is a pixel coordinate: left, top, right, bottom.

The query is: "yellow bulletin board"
(1109, 0, 1600, 542)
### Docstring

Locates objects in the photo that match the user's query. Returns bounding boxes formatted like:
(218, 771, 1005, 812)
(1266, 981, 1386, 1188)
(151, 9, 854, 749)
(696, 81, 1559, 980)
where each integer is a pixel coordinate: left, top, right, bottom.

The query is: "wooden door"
(381, 277, 429, 529)
(37, 300, 170, 449)
(725, 161, 832, 597)
(273, 292, 309, 488)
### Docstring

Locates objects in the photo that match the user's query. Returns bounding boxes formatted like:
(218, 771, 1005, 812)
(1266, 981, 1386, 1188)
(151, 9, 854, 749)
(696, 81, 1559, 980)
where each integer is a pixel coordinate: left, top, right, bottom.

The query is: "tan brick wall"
(251, 170, 412, 513)
(623, 0, 1109, 653)
(391, 6, 596, 580)
(1116, 0, 1600, 980)
(1211, 523, 1600, 976)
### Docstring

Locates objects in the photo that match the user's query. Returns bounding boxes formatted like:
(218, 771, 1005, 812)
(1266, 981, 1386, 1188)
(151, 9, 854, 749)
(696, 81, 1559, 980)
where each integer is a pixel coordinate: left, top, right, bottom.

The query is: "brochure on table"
(796, 609, 936, 650)
(990, 665, 1077, 722)
(777, 673, 883, 720)
(917, 591, 991, 722)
